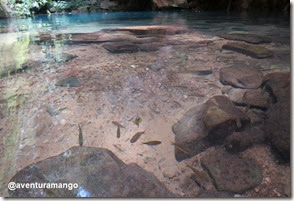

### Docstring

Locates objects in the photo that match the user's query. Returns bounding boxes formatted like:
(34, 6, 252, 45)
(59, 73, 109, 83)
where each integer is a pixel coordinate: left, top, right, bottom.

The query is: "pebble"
(162, 168, 177, 179)
(60, 119, 66, 125)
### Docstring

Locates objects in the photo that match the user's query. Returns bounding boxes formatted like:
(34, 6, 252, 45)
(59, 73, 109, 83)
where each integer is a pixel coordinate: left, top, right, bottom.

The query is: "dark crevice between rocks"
(262, 83, 277, 104)
(234, 102, 268, 112)
(206, 119, 249, 145)
(268, 145, 290, 164)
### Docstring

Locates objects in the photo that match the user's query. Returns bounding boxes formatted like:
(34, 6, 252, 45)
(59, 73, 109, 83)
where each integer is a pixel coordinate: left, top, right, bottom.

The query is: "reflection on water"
(0, 11, 290, 34)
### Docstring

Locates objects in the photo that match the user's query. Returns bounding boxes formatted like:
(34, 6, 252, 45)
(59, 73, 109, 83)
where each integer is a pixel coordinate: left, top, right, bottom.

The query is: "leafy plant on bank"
(8, 0, 91, 17)
(8, 0, 52, 17)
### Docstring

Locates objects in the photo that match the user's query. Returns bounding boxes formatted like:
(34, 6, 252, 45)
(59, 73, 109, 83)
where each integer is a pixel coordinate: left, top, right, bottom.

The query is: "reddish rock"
(229, 88, 270, 109)
(220, 66, 263, 89)
(263, 72, 290, 103)
(201, 148, 263, 193)
(222, 42, 273, 59)
(103, 25, 188, 35)
(102, 42, 139, 53)
(219, 33, 271, 44)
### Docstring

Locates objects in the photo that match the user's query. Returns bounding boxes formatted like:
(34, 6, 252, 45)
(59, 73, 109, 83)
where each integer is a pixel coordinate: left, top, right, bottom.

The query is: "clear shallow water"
(0, 11, 291, 197)
(0, 11, 290, 71)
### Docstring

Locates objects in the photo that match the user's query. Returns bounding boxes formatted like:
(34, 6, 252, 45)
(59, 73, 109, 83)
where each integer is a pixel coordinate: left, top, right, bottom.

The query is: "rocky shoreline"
(0, 0, 290, 18)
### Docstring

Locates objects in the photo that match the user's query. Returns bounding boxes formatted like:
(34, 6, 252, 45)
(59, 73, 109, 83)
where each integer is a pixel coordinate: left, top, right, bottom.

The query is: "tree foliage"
(8, 0, 89, 17)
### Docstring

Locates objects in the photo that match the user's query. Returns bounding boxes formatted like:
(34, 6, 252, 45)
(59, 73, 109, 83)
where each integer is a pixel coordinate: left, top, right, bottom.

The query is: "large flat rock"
(8, 146, 172, 198)
(102, 42, 140, 53)
(102, 25, 188, 35)
(222, 42, 273, 59)
(220, 66, 263, 89)
(201, 148, 263, 193)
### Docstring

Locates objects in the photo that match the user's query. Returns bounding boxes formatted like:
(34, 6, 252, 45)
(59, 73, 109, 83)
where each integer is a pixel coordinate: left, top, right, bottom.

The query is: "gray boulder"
(8, 146, 172, 198)
(172, 96, 249, 161)
(203, 96, 250, 144)
(172, 105, 210, 161)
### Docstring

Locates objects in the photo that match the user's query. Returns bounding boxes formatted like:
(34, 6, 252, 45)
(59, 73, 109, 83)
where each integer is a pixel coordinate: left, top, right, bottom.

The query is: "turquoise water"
(0, 11, 290, 37)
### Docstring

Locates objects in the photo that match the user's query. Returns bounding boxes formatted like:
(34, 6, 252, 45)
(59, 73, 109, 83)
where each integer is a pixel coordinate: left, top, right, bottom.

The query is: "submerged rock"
(263, 72, 290, 161)
(224, 127, 266, 153)
(8, 146, 172, 198)
(102, 42, 140, 53)
(198, 190, 234, 198)
(172, 105, 210, 161)
(228, 88, 270, 109)
(172, 96, 249, 161)
(263, 72, 290, 103)
(103, 25, 188, 36)
(219, 33, 271, 44)
(56, 76, 80, 88)
(201, 148, 263, 193)
(266, 92, 290, 161)
(220, 66, 263, 89)
(222, 42, 273, 59)
(59, 53, 78, 63)
(203, 96, 249, 144)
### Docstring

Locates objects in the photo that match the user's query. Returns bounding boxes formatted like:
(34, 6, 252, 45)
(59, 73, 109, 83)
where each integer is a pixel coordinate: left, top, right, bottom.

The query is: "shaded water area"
(0, 11, 291, 197)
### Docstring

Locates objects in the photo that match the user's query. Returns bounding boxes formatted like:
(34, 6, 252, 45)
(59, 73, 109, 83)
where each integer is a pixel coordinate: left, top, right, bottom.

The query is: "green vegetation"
(7, 0, 90, 17)
(8, 0, 50, 17)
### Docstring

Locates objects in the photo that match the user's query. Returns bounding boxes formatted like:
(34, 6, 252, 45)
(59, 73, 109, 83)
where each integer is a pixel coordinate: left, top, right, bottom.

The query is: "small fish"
(186, 164, 210, 189)
(236, 117, 241, 128)
(130, 131, 145, 143)
(78, 124, 83, 146)
(117, 126, 121, 138)
(112, 121, 125, 128)
(141, 140, 161, 146)
(46, 106, 67, 116)
(113, 144, 124, 152)
(186, 164, 208, 182)
(171, 141, 192, 155)
(134, 117, 142, 127)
